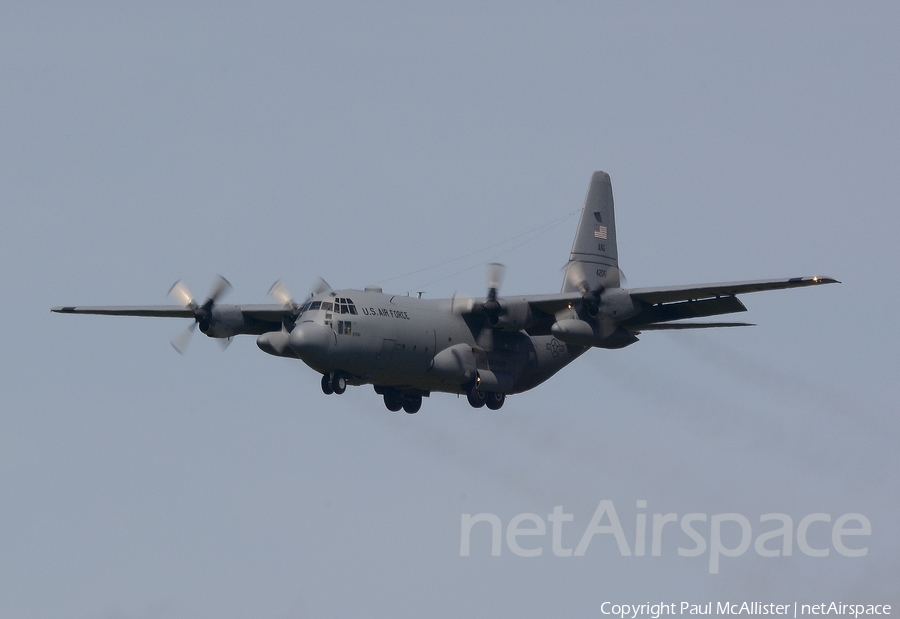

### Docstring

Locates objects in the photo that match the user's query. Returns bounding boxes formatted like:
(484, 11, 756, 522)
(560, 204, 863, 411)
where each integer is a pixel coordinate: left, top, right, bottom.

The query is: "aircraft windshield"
(335, 297, 358, 314)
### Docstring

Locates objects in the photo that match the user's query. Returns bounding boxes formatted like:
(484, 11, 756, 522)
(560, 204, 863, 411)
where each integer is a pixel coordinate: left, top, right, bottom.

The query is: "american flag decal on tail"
(594, 224, 608, 240)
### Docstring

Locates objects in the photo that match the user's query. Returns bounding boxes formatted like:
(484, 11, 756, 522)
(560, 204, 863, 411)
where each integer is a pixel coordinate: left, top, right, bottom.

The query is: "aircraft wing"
(51, 304, 290, 325)
(50, 303, 292, 322)
(626, 276, 839, 305)
(512, 276, 837, 336)
(52, 305, 195, 318)
(618, 275, 838, 330)
(218, 304, 293, 323)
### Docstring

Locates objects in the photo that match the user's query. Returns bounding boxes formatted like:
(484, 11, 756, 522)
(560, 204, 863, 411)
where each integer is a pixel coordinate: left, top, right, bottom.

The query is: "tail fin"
(561, 171, 620, 293)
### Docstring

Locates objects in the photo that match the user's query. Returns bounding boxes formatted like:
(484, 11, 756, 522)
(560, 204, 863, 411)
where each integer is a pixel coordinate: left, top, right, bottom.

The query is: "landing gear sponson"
(324, 374, 506, 413)
(373, 385, 424, 414)
(466, 383, 505, 410)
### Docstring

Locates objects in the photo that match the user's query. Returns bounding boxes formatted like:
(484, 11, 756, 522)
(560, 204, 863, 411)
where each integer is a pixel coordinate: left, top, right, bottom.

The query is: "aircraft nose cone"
(288, 322, 333, 362)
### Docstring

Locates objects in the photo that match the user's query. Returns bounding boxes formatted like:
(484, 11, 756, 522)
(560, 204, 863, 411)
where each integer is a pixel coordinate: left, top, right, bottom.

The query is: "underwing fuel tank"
(428, 343, 476, 382)
(257, 330, 298, 358)
(551, 318, 638, 349)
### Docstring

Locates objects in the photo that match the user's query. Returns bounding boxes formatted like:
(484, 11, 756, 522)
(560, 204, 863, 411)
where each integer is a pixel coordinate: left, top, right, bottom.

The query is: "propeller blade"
(451, 292, 475, 314)
(205, 275, 232, 305)
(268, 280, 294, 306)
(170, 321, 197, 355)
(168, 280, 196, 308)
(310, 277, 331, 296)
(476, 324, 494, 351)
(563, 262, 592, 295)
(599, 266, 624, 289)
(487, 263, 506, 294)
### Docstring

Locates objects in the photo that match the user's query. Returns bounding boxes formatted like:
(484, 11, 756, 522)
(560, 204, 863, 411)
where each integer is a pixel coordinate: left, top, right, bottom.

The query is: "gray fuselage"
(259, 288, 585, 397)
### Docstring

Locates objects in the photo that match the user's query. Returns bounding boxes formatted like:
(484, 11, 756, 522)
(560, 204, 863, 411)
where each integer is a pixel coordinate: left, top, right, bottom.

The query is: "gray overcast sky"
(2, 3, 898, 617)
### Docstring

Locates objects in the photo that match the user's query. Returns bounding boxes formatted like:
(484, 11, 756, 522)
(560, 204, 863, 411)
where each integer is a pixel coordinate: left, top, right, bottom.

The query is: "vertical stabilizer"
(562, 171, 620, 293)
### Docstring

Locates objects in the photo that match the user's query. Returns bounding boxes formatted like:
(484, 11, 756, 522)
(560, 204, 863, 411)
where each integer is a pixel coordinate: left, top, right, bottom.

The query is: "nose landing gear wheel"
(322, 372, 347, 395)
(321, 373, 334, 395)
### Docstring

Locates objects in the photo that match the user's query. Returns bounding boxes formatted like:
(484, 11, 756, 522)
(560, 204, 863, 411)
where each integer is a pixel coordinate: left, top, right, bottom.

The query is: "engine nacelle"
(491, 299, 534, 331)
(551, 318, 638, 349)
(203, 305, 251, 338)
(597, 288, 638, 320)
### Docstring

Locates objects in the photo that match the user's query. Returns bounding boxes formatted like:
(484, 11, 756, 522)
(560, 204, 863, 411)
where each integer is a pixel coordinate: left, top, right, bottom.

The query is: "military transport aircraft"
(52, 172, 837, 414)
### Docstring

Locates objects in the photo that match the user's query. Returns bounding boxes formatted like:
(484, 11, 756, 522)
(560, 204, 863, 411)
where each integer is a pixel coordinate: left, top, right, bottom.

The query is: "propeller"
(483, 263, 506, 326)
(563, 262, 626, 317)
(267, 277, 332, 332)
(168, 275, 233, 354)
(267, 279, 294, 307)
(452, 263, 507, 350)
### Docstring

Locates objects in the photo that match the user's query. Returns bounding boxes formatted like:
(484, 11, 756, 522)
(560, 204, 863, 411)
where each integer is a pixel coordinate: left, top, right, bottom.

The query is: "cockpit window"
(321, 302, 333, 311)
(334, 297, 358, 315)
(309, 301, 321, 310)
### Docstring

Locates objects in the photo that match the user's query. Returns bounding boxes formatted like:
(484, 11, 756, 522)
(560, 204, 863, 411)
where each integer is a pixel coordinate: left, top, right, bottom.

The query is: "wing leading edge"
(52, 305, 195, 318)
(50, 304, 290, 323)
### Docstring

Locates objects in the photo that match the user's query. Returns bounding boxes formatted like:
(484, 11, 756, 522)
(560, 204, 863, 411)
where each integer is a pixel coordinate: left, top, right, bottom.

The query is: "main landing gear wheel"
(466, 386, 487, 408)
(321, 373, 333, 395)
(383, 389, 403, 412)
(485, 392, 505, 410)
(403, 394, 422, 415)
